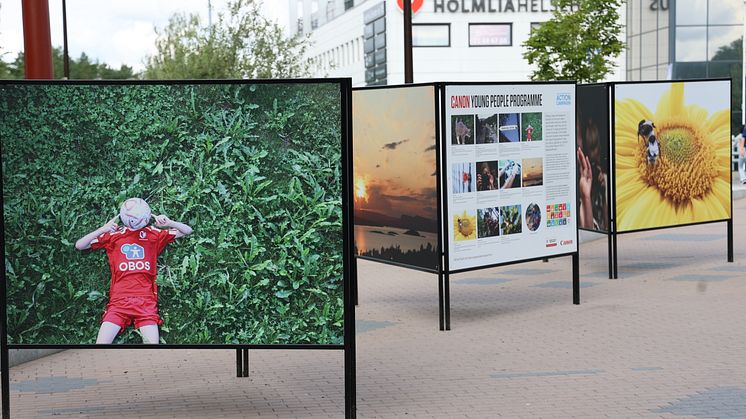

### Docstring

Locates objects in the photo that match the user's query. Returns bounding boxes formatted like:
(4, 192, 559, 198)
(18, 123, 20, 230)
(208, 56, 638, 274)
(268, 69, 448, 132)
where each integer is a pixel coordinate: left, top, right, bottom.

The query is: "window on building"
(344, 0, 354, 10)
(413, 24, 450, 47)
(675, 27, 706, 61)
(326, 0, 335, 20)
(469, 23, 512, 47)
(530, 22, 542, 32)
(676, 0, 706, 26)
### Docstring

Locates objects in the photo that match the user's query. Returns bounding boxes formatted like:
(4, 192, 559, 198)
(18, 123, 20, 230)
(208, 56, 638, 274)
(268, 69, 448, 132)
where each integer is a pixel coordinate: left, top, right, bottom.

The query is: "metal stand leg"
(608, 232, 614, 279)
(438, 272, 444, 331)
(727, 219, 734, 262)
(242, 349, 249, 377)
(444, 272, 451, 331)
(612, 232, 618, 279)
(1, 331, 8, 419)
(236, 349, 242, 377)
(353, 256, 359, 306)
(572, 253, 580, 305)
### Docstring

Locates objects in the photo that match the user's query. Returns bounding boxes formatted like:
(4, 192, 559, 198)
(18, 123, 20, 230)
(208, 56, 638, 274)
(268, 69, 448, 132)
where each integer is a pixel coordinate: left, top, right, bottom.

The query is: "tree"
(0, 48, 135, 80)
(522, 0, 624, 83)
(0, 54, 13, 79)
(144, 0, 310, 79)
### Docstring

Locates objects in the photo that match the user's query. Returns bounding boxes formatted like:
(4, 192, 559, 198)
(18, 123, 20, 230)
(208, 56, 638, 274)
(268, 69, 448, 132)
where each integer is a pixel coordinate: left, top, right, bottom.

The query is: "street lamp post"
(403, 0, 413, 83)
(62, 0, 70, 79)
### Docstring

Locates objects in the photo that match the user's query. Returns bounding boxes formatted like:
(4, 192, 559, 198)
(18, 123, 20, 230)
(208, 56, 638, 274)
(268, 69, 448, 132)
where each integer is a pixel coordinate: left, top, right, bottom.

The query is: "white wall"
(303, 1, 369, 84)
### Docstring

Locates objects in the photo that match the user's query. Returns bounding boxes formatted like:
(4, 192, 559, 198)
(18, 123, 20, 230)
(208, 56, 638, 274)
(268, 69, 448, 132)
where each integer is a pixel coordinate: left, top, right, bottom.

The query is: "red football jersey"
(91, 226, 176, 299)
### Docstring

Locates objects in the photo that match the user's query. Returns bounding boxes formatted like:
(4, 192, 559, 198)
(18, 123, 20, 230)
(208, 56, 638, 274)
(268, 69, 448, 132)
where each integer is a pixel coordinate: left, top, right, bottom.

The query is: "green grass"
(0, 83, 344, 345)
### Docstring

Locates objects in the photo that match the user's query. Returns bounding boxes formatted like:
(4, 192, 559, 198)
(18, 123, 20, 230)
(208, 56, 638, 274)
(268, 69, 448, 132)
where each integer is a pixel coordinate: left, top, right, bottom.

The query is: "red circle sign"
(397, 0, 424, 14)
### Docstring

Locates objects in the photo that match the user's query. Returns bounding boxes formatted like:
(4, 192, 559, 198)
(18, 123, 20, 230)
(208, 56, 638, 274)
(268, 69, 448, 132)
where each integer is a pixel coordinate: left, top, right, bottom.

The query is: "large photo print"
(576, 84, 610, 232)
(352, 86, 439, 271)
(0, 82, 345, 345)
(614, 80, 732, 232)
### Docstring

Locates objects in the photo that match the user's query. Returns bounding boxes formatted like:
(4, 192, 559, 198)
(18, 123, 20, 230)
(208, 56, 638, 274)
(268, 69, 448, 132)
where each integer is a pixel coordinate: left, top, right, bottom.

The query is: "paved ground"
(5, 183, 746, 418)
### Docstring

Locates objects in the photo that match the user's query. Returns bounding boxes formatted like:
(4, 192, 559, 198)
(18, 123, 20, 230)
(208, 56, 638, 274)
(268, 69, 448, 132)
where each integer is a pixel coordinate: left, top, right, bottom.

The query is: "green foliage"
(0, 47, 135, 80)
(144, 0, 310, 79)
(0, 82, 344, 345)
(522, 0, 624, 83)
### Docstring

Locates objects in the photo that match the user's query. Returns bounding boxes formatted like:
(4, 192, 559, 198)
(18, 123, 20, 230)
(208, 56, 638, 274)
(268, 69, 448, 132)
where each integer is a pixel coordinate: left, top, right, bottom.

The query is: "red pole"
(22, 0, 54, 79)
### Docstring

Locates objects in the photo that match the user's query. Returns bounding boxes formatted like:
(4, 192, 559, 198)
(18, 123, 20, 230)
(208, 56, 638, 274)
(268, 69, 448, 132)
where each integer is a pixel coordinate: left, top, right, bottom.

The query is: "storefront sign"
(433, 0, 577, 13)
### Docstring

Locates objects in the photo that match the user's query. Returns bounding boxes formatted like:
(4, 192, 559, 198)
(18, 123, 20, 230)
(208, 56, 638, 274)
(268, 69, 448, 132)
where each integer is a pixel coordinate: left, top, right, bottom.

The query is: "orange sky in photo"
(352, 86, 437, 220)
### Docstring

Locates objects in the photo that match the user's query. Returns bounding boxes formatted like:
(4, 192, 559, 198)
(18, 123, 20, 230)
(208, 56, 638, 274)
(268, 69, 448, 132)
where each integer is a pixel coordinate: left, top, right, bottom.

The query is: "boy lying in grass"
(75, 198, 192, 344)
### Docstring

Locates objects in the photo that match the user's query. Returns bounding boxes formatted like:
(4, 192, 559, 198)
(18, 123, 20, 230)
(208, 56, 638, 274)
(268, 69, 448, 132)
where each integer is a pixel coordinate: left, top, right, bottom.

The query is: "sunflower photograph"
(453, 209, 477, 241)
(614, 80, 731, 232)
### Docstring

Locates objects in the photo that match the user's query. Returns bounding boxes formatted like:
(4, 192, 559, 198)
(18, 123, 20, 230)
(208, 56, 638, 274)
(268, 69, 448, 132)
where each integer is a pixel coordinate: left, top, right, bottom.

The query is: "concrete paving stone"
(456, 277, 512, 285)
(642, 233, 723, 242)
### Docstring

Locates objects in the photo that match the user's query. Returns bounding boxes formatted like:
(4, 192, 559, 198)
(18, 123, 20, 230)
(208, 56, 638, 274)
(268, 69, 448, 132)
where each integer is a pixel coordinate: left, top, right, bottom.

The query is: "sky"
(352, 86, 438, 221)
(0, 1, 289, 72)
(614, 81, 731, 116)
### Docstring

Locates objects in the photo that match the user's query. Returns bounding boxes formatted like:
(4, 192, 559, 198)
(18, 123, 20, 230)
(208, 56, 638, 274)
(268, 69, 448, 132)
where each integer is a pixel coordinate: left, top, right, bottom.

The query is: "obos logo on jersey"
(119, 243, 151, 271)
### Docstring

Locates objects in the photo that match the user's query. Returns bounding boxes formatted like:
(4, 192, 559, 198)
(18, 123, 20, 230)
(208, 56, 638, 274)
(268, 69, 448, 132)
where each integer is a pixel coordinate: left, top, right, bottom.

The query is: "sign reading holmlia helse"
(428, 0, 577, 14)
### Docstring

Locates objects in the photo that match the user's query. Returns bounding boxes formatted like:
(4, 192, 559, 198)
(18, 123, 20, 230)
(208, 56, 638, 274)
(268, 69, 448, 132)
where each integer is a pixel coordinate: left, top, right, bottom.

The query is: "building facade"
(291, 0, 743, 128)
(626, 0, 744, 128)
(289, 0, 627, 85)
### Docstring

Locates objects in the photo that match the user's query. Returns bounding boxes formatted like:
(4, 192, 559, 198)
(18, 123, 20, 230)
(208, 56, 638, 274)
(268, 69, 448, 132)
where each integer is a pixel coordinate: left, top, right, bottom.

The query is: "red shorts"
(102, 296, 163, 332)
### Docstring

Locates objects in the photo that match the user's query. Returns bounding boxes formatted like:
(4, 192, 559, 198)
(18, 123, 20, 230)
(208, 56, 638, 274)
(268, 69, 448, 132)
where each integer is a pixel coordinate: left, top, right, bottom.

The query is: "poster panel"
(576, 84, 610, 233)
(613, 80, 732, 232)
(0, 81, 346, 346)
(445, 84, 577, 271)
(352, 86, 439, 271)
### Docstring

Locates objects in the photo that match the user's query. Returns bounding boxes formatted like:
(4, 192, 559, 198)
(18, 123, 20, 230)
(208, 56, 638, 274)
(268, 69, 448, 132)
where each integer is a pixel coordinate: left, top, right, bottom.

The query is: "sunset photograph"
(352, 86, 439, 270)
(522, 157, 544, 187)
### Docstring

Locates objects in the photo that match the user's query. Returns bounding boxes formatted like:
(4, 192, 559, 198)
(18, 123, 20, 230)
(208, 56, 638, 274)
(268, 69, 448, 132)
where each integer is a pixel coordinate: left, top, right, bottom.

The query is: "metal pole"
(208, 0, 213, 27)
(403, 0, 413, 83)
(612, 232, 618, 279)
(21, 0, 54, 79)
(1, 335, 7, 419)
(727, 219, 734, 262)
(242, 349, 249, 377)
(608, 231, 614, 279)
(353, 256, 358, 306)
(572, 253, 580, 304)
(342, 79, 357, 419)
(1, 251, 9, 419)
(438, 271, 444, 330)
(235, 349, 242, 377)
(444, 272, 451, 330)
(62, 0, 69, 79)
